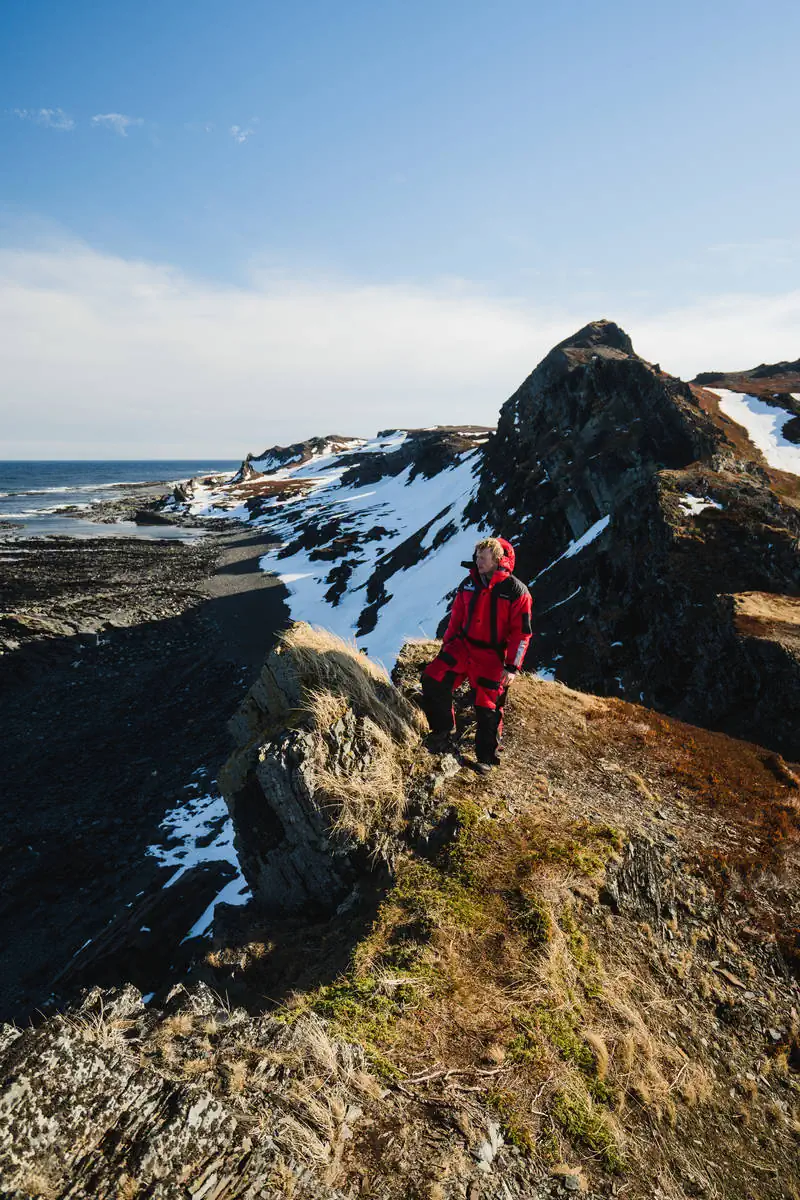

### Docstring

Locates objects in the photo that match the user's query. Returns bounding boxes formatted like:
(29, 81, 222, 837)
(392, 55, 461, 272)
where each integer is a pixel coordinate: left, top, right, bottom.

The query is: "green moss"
(537, 1129, 560, 1164)
(279, 973, 410, 1078)
(509, 1006, 614, 1105)
(592, 823, 625, 851)
(451, 804, 622, 898)
(518, 835, 609, 878)
(510, 1008, 593, 1073)
(390, 858, 486, 933)
(351, 857, 486, 981)
(486, 1089, 537, 1155)
(506, 886, 553, 948)
(552, 1088, 625, 1172)
(559, 907, 604, 999)
(445, 798, 486, 884)
(277, 856, 486, 1076)
(587, 1076, 616, 1105)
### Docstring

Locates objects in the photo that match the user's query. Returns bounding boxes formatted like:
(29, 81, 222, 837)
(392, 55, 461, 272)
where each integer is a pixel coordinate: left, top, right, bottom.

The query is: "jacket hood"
(463, 536, 516, 577)
(496, 537, 515, 573)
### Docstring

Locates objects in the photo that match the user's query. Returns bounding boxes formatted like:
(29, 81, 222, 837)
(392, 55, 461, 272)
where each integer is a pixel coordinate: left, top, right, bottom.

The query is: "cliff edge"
(4, 627, 799, 1199)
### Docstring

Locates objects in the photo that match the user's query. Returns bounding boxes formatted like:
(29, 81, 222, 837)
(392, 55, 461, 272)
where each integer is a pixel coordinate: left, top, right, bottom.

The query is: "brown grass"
(206, 651, 800, 1198)
(278, 623, 426, 744)
(271, 624, 429, 851)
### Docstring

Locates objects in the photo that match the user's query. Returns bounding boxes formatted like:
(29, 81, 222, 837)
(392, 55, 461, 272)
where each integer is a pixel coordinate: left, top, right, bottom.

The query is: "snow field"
(253, 443, 484, 668)
(709, 390, 800, 475)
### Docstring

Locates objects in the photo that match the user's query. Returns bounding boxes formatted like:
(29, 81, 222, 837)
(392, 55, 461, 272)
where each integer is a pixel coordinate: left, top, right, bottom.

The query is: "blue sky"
(1, 0, 799, 456)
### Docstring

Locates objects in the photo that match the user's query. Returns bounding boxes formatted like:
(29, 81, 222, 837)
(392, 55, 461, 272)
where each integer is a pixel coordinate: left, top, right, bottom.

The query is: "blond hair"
(474, 537, 504, 563)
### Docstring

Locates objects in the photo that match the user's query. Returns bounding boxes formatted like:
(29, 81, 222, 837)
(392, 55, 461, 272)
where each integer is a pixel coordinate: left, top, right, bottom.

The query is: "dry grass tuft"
(271, 625, 431, 850)
(316, 716, 410, 847)
(19, 1171, 60, 1200)
(62, 1004, 134, 1053)
(278, 623, 426, 745)
(115, 1175, 140, 1200)
(626, 771, 658, 805)
(584, 1032, 609, 1079)
(159, 1012, 194, 1039)
(267, 1158, 300, 1198)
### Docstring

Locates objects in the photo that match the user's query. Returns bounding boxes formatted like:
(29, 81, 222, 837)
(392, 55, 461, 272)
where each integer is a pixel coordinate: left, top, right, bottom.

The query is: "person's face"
(476, 547, 498, 576)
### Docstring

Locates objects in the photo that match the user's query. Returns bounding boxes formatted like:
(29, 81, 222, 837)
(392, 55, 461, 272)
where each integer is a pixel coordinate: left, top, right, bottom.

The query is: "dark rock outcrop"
(695, 358, 800, 395)
(0, 982, 362, 1198)
(470, 320, 800, 758)
(133, 508, 175, 526)
(243, 435, 363, 478)
(335, 426, 492, 489)
(219, 624, 427, 916)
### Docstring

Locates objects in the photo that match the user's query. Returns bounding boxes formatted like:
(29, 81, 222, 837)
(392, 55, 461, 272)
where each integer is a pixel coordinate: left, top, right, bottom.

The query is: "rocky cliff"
(4, 630, 799, 1199)
(470, 321, 800, 759)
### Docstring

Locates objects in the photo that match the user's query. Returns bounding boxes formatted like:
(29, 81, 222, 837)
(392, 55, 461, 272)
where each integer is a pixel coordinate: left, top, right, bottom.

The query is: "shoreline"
(0, 494, 290, 1024)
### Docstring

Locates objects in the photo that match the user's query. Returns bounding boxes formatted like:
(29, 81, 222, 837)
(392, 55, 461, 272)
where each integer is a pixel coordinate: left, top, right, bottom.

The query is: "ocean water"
(0, 460, 240, 540)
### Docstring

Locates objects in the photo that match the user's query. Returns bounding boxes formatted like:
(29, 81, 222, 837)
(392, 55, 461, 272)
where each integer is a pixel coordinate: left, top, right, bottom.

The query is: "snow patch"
(535, 515, 610, 580)
(679, 493, 723, 516)
(709, 389, 800, 475)
(544, 586, 582, 612)
(147, 785, 250, 940)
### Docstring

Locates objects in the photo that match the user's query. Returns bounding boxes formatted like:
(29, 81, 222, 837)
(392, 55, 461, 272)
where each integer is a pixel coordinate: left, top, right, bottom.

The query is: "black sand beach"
(0, 508, 289, 1024)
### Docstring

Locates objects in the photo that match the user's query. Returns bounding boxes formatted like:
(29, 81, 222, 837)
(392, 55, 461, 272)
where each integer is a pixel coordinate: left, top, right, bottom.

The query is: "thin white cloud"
(12, 107, 75, 131)
(230, 122, 256, 144)
(706, 238, 800, 271)
(0, 238, 798, 457)
(91, 112, 143, 137)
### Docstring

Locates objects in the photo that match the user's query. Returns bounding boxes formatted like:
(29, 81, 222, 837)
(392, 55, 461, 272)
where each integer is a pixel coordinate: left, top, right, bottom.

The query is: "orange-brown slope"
(206, 651, 800, 1200)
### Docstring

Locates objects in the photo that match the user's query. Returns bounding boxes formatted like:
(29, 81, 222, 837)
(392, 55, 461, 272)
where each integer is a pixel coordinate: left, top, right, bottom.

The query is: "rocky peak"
(553, 317, 636, 357)
(464, 321, 800, 758)
(472, 320, 720, 580)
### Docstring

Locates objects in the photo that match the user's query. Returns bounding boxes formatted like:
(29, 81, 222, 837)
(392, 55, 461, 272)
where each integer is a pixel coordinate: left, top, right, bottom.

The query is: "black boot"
(475, 706, 501, 768)
(426, 730, 457, 754)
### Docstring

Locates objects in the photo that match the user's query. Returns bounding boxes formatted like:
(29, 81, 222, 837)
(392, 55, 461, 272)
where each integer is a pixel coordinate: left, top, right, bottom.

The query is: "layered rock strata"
(471, 320, 800, 758)
(0, 982, 359, 1199)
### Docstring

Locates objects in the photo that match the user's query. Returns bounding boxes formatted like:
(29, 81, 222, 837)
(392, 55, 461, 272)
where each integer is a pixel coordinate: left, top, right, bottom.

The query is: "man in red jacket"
(421, 536, 532, 772)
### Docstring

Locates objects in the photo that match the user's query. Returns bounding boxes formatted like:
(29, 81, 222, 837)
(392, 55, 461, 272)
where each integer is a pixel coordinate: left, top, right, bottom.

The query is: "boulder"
(219, 623, 425, 916)
(134, 509, 176, 526)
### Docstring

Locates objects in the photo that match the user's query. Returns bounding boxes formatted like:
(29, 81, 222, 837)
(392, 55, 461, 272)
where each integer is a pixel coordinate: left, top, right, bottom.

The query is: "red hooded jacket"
(442, 538, 533, 673)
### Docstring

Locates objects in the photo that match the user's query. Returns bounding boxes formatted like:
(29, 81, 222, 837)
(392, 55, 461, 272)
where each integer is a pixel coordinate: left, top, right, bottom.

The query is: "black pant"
(421, 673, 507, 763)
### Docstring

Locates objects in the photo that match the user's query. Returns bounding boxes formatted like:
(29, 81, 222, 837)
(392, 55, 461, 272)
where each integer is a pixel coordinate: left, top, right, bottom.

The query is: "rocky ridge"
(167, 320, 800, 759)
(3, 625, 799, 1198)
(169, 425, 492, 665)
(470, 321, 800, 758)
